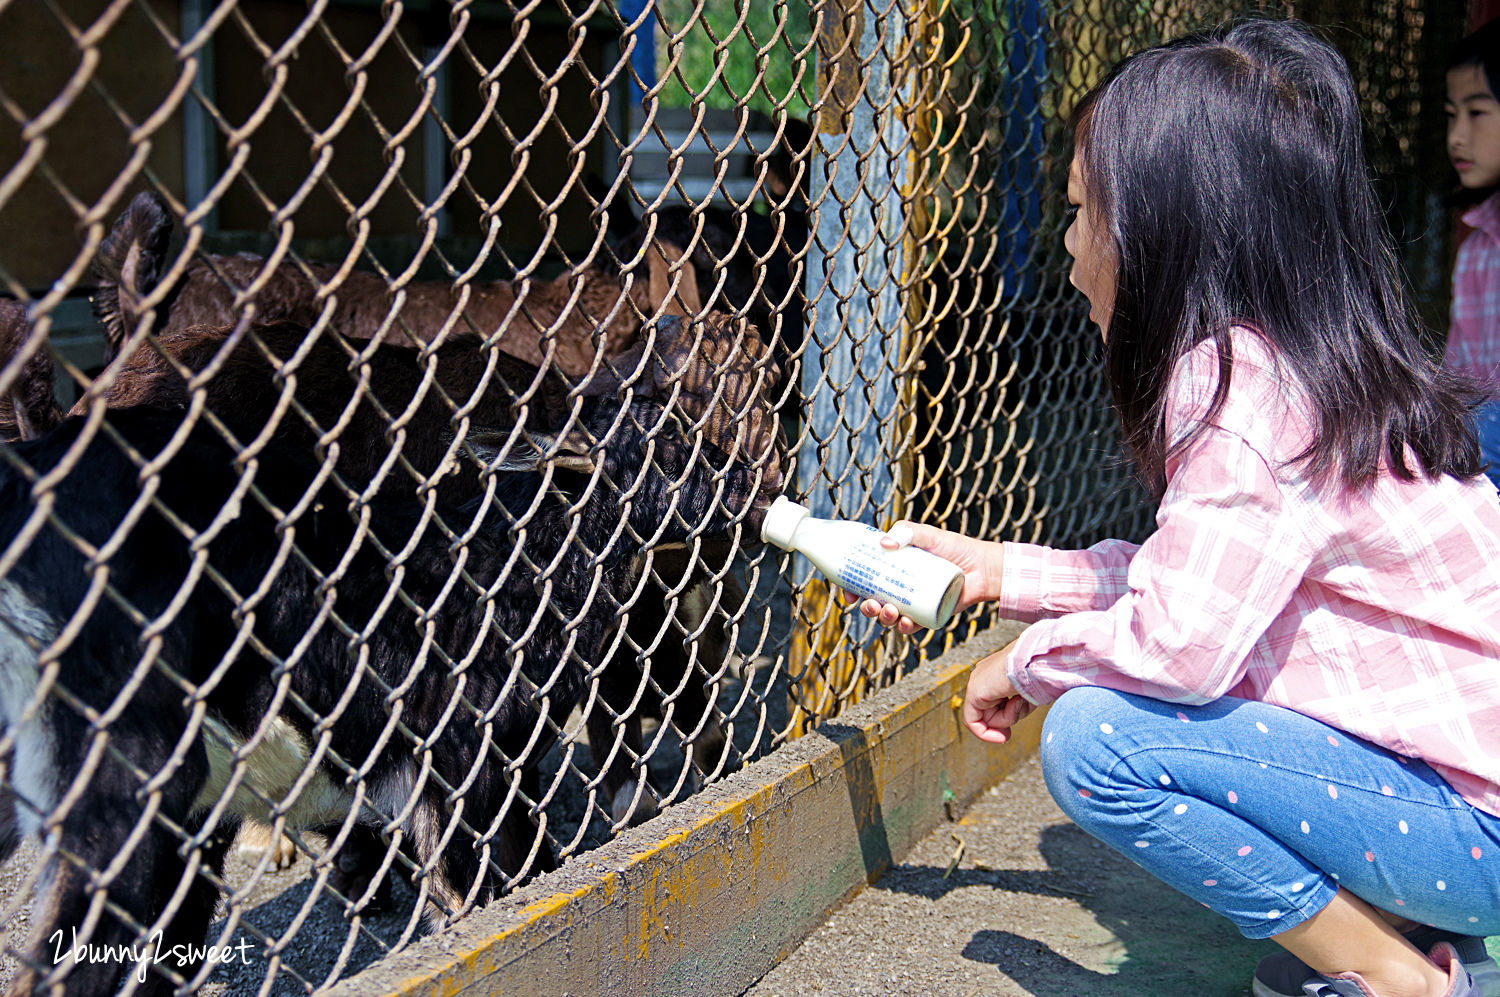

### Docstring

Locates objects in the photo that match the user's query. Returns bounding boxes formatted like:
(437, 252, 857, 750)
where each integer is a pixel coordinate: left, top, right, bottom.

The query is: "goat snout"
(738, 481, 781, 541)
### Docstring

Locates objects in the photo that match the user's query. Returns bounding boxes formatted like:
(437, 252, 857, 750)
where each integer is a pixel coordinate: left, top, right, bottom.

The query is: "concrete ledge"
(330, 622, 1038, 997)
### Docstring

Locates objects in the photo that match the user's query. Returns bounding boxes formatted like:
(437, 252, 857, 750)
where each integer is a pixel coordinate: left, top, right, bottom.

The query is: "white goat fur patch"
(195, 717, 417, 834)
(0, 580, 59, 837)
(194, 716, 345, 825)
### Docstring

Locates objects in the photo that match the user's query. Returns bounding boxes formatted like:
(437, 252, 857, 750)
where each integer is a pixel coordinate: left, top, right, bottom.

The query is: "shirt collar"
(1461, 192, 1500, 237)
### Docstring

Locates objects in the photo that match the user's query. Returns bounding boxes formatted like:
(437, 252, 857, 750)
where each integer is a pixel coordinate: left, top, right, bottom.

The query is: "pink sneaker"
(1300, 942, 1478, 996)
(1254, 931, 1500, 997)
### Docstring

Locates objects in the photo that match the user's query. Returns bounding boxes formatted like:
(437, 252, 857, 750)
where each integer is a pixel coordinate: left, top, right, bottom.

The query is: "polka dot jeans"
(1473, 399, 1500, 492)
(1039, 686, 1500, 940)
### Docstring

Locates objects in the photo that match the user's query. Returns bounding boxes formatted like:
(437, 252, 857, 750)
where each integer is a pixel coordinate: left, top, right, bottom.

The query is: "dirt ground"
(747, 751, 1281, 997)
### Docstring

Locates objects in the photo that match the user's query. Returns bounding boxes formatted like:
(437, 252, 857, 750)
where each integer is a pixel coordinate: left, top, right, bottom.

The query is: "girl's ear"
(469, 427, 597, 473)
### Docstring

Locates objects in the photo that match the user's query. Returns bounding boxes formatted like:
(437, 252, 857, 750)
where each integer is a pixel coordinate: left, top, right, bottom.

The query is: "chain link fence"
(0, 0, 1460, 991)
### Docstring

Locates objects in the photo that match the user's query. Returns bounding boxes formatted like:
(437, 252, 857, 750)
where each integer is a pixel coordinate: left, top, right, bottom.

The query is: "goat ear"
(468, 428, 596, 474)
(646, 240, 702, 318)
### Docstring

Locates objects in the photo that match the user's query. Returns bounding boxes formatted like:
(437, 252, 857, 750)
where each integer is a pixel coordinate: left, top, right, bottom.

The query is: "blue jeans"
(1040, 687, 1500, 940)
(1477, 399, 1500, 492)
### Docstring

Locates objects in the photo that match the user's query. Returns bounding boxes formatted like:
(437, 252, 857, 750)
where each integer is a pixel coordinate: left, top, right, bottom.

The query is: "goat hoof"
(610, 779, 660, 827)
(237, 821, 297, 870)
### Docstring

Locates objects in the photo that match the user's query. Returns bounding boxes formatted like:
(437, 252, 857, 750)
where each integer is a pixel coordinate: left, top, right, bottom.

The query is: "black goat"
(0, 393, 773, 994)
(86, 198, 784, 836)
(83, 316, 782, 827)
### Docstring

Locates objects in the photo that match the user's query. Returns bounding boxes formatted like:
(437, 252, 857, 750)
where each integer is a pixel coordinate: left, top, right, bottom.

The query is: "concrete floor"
(743, 753, 1500, 997)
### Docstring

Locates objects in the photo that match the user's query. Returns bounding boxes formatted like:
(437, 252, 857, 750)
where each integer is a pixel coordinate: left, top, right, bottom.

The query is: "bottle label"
(831, 525, 920, 603)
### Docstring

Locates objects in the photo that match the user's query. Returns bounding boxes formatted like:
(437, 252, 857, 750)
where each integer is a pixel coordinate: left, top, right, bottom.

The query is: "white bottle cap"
(761, 495, 810, 549)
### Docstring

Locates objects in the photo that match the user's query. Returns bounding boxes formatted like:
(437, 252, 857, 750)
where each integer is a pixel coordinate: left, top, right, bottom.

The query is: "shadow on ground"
(877, 822, 1274, 997)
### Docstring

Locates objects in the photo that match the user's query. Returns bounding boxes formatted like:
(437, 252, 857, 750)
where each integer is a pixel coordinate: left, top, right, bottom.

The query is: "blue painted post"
(999, 0, 1046, 305)
(615, 0, 658, 106)
(788, 0, 911, 731)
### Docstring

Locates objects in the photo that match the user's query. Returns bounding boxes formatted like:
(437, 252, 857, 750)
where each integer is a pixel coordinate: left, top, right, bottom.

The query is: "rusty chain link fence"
(0, 0, 1461, 992)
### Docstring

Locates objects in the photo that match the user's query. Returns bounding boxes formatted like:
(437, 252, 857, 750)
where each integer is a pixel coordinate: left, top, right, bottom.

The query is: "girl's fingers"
(964, 696, 1034, 744)
(880, 522, 916, 549)
(1000, 696, 1036, 728)
(965, 701, 1015, 742)
(857, 597, 922, 632)
(967, 717, 1013, 743)
(961, 642, 1029, 743)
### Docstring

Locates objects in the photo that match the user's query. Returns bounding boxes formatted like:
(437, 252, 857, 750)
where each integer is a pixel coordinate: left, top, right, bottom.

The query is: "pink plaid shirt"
(1446, 193, 1500, 394)
(1001, 328, 1500, 816)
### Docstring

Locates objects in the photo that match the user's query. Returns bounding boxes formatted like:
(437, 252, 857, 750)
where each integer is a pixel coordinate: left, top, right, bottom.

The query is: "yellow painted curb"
(329, 622, 1037, 997)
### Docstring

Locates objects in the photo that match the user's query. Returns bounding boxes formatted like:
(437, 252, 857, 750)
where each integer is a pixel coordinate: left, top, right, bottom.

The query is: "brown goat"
(73, 311, 781, 501)
(0, 300, 65, 444)
(94, 191, 702, 375)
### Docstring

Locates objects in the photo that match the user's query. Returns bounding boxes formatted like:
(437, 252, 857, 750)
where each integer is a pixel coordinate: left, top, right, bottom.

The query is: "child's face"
(1064, 152, 1116, 337)
(1446, 64, 1500, 190)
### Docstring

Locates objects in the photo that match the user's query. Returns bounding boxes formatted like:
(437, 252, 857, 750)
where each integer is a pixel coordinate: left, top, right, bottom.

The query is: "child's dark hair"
(1073, 17, 1482, 499)
(1450, 17, 1500, 100)
(1447, 17, 1500, 206)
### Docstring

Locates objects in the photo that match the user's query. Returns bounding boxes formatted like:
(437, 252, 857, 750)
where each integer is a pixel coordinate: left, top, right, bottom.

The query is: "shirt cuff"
(996, 541, 1052, 622)
(1004, 621, 1059, 706)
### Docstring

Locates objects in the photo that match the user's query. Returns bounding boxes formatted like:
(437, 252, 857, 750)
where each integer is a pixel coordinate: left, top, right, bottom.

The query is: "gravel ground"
(743, 752, 1278, 997)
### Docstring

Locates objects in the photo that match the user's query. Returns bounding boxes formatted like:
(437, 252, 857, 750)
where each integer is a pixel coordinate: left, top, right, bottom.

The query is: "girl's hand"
(851, 522, 1004, 633)
(963, 640, 1035, 744)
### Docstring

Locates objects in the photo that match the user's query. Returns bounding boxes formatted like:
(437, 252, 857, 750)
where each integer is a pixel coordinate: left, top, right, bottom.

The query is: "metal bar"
(422, 41, 451, 238)
(181, 0, 218, 232)
(789, 0, 910, 734)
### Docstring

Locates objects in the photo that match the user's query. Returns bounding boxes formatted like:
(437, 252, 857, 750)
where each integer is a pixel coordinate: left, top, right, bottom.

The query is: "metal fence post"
(180, 0, 218, 233)
(790, 0, 911, 734)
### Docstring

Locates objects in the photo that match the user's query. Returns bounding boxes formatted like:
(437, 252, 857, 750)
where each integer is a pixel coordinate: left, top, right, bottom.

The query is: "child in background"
(861, 19, 1500, 997)
(1447, 18, 1500, 490)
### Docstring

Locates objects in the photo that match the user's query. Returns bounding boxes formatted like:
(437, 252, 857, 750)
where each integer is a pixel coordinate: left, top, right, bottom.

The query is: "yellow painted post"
(888, 0, 950, 669)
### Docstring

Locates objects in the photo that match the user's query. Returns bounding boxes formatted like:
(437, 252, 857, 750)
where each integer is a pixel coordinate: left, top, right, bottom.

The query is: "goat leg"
(320, 824, 395, 914)
(7, 718, 215, 996)
(586, 660, 659, 828)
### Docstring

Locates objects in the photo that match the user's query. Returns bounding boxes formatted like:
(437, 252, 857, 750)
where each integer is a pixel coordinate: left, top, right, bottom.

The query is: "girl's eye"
(1064, 204, 1080, 222)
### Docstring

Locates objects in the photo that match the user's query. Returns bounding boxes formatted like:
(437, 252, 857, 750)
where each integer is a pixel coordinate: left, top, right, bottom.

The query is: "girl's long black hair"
(1075, 18, 1482, 499)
